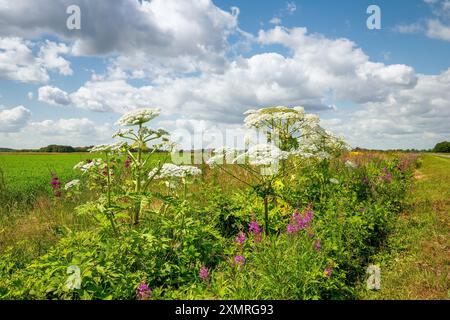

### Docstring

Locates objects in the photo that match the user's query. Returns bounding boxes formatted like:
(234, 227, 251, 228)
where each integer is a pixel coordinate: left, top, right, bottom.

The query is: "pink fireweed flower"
(234, 255, 246, 267)
(136, 283, 152, 300)
(362, 176, 369, 185)
(287, 206, 314, 235)
(199, 266, 209, 281)
(314, 238, 321, 251)
(50, 172, 61, 198)
(235, 232, 246, 246)
(249, 220, 261, 235)
(324, 267, 333, 278)
(124, 156, 131, 168)
(384, 172, 393, 182)
(287, 224, 297, 234)
(303, 209, 314, 224)
(249, 220, 263, 243)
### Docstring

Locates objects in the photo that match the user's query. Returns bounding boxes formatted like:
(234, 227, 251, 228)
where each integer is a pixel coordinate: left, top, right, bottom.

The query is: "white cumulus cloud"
(0, 105, 32, 132)
(0, 37, 49, 83)
(38, 86, 71, 106)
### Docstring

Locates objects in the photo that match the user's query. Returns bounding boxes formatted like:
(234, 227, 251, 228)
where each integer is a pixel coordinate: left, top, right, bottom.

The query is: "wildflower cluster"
(234, 255, 246, 267)
(73, 159, 105, 173)
(235, 232, 246, 246)
(381, 166, 393, 182)
(249, 220, 262, 242)
(116, 108, 160, 126)
(136, 283, 152, 300)
(286, 205, 314, 235)
(124, 156, 131, 169)
(50, 172, 61, 198)
(149, 163, 201, 179)
(233, 144, 290, 167)
(295, 126, 348, 159)
(199, 266, 209, 282)
(64, 179, 80, 191)
(88, 141, 127, 153)
(244, 106, 317, 130)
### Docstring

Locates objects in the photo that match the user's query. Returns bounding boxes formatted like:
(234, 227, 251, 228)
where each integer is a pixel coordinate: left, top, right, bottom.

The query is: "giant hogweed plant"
(208, 106, 348, 235)
(208, 144, 289, 235)
(73, 108, 175, 233)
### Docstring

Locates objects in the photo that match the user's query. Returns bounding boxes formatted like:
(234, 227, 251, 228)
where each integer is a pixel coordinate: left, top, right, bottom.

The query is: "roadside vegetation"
(0, 107, 445, 300)
(358, 154, 449, 299)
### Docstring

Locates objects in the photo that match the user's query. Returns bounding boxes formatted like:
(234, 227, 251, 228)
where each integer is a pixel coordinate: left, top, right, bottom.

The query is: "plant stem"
(106, 152, 111, 207)
(107, 211, 118, 235)
(264, 195, 269, 235)
(136, 124, 143, 194)
(134, 123, 143, 225)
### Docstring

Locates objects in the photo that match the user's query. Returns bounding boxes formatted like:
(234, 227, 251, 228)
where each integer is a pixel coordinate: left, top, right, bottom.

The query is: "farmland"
(0, 153, 99, 205)
(0, 152, 166, 206)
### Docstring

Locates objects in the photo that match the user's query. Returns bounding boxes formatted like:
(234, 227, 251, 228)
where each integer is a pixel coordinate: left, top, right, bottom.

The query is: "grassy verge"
(359, 154, 449, 299)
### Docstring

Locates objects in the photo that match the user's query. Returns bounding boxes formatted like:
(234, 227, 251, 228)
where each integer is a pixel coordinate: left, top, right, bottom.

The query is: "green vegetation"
(0, 107, 446, 300)
(358, 154, 449, 299)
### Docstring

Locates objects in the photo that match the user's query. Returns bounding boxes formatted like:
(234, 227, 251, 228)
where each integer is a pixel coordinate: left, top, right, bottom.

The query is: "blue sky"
(0, 0, 449, 150)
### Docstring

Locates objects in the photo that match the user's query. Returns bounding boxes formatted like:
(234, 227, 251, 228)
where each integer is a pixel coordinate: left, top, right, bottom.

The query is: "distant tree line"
(38, 145, 93, 153)
(0, 145, 93, 153)
(0, 145, 167, 153)
(352, 141, 450, 153)
(352, 147, 433, 153)
(432, 141, 450, 153)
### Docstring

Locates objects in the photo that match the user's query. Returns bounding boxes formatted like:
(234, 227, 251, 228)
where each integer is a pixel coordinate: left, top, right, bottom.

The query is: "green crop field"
(0, 152, 167, 205)
(0, 153, 95, 206)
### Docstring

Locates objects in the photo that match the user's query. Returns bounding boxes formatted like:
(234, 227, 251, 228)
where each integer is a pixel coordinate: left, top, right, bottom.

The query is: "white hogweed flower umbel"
(206, 147, 239, 167)
(233, 144, 290, 166)
(243, 106, 311, 129)
(345, 160, 357, 169)
(74, 158, 105, 172)
(112, 128, 134, 138)
(116, 108, 160, 126)
(329, 178, 339, 184)
(64, 179, 80, 190)
(89, 141, 127, 153)
(149, 163, 202, 179)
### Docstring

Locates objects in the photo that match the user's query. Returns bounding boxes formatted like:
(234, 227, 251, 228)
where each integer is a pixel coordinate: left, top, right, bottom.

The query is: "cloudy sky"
(0, 0, 449, 150)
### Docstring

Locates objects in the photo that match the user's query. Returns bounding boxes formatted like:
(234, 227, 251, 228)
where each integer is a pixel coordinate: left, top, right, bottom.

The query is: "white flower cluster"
(116, 108, 160, 126)
(112, 128, 134, 138)
(234, 144, 290, 166)
(329, 178, 340, 185)
(207, 144, 290, 169)
(89, 141, 127, 153)
(141, 127, 169, 138)
(149, 163, 202, 179)
(73, 158, 105, 172)
(64, 179, 80, 190)
(244, 106, 318, 129)
(345, 160, 357, 169)
(206, 147, 239, 167)
(293, 126, 347, 160)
